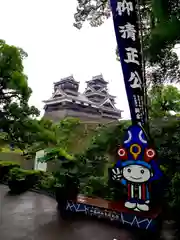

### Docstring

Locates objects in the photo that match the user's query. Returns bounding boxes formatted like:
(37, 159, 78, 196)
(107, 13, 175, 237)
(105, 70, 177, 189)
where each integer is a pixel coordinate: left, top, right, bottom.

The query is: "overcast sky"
(1, 0, 180, 120)
(0, 0, 131, 119)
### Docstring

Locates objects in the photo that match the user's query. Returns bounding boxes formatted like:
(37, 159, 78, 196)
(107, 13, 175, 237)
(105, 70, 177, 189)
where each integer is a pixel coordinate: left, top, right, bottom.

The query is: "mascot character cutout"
(111, 125, 162, 212)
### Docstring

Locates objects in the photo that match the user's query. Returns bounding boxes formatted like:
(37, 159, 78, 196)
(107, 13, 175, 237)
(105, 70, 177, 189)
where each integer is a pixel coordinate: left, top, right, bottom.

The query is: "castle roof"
(53, 75, 80, 85)
(43, 74, 123, 117)
(86, 74, 108, 84)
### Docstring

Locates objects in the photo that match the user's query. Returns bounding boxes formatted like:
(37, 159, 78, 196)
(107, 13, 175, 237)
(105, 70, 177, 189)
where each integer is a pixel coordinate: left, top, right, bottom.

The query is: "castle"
(43, 74, 122, 123)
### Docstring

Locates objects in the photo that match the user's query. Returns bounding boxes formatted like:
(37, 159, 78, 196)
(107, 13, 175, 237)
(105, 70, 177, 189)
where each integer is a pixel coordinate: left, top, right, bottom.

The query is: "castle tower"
(43, 75, 122, 123)
(53, 75, 79, 97)
(84, 74, 118, 111)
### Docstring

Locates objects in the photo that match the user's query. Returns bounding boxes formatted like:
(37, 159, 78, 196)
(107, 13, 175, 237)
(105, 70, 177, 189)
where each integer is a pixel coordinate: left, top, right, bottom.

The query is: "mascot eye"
(141, 170, 144, 174)
(127, 168, 131, 173)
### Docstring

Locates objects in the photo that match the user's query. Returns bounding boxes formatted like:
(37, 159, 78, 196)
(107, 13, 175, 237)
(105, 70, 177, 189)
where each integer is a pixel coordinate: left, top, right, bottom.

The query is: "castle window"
(85, 90, 92, 94)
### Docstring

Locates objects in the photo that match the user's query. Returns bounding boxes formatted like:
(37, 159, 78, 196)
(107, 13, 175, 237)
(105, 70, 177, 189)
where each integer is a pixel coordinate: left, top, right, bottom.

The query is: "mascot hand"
(112, 168, 122, 181)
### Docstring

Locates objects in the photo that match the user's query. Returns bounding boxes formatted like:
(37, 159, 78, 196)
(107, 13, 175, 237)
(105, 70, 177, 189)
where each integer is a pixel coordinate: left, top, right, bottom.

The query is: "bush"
(8, 167, 43, 193)
(35, 172, 56, 191)
(0, 161, 20, 182)
(53, 171, 79, 198)
(38, 147, 74, 163)
(79, 175, 126, 201)
(169, 173, 180, 217)
(79, 176, 108, 198)
(25, 169, 43, 187)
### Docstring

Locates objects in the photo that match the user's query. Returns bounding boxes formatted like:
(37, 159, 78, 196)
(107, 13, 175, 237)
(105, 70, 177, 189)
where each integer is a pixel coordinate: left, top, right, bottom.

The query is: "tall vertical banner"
(110, 0, 146, 126)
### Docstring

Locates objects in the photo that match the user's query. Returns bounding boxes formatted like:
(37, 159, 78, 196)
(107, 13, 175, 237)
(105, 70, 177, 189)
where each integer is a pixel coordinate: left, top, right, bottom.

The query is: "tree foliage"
(74, 0, 111, 29)
(27, 117, 98, 157)
(55, 117, 82, 150)
(141, 0, 180, 61)
(17, 119, 58, 153)
(0, 131, 8, 146)
(78, 117, 180, 208)
(0, 40, 42, 149)
(51, 117, 99, 153)
(74, 0, 110, 29)
(149, 117, 180, 176)
(74, 0, 180, 60)
(37, 145, 80, 189)
(148, 85, 180, 118)
(74, 1, 180, 85)
(146, 50, 180, 85)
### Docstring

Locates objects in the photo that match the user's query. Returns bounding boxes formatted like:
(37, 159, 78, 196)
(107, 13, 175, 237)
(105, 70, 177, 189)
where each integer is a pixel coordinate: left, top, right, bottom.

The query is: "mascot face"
(122, 164, 152, 183)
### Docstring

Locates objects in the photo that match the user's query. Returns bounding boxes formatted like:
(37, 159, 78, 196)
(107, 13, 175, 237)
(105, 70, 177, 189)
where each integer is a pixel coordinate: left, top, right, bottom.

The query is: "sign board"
(34, 149, 47, 172)
(110, 0, 147, 126)
(110, 125, 162, 212)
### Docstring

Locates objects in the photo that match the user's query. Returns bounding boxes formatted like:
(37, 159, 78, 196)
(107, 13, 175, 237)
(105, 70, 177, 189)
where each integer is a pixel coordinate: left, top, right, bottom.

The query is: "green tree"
(0, 131, 8, 146)
(75, 120, 130, 180)
(24, 118, 59, 156)
(27, 117, 91, 156)
(141, 0, 180, 61)
(74, 0, 180, 62)
(54, 117, 98, 153)
(148, 85, 180, 118)
(0, 40, 46, 150)
(0, 40, 35, 109)
(12, 118, 58, 154)
(74, 1, 180, 85)
(74, 0, 110, 29)
(146, 50, 180, 85)
(56, 117, 81, 149)
(80, 118, 180, 204)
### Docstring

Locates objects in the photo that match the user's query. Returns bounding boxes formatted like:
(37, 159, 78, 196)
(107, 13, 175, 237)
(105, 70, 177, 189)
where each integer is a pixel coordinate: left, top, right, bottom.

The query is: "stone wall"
(43, 109, 67, 122)
(44, 106, 121, 124)
(0, 152, 34, 170)
(0, 152, 64, 172)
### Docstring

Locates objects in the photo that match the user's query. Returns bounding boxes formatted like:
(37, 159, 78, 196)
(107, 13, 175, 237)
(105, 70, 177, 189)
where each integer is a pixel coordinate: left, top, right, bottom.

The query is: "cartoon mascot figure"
(111, 126, 162, 212)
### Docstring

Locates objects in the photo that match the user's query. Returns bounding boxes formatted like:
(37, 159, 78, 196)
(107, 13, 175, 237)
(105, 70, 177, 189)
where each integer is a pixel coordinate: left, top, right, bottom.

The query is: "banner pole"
(136, 0, 150, 135)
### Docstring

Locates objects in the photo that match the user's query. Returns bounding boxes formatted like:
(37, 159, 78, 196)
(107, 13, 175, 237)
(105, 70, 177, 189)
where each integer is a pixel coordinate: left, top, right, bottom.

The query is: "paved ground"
(0, 184, 137, 240)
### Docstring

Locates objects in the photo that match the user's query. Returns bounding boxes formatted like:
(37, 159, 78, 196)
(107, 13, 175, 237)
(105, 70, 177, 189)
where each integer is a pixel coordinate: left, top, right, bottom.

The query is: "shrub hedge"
(35, 172, 56, 191)
(8, 167, 43, 193)
(0, 161, 20, 182)
(0, 160, 45, 194)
